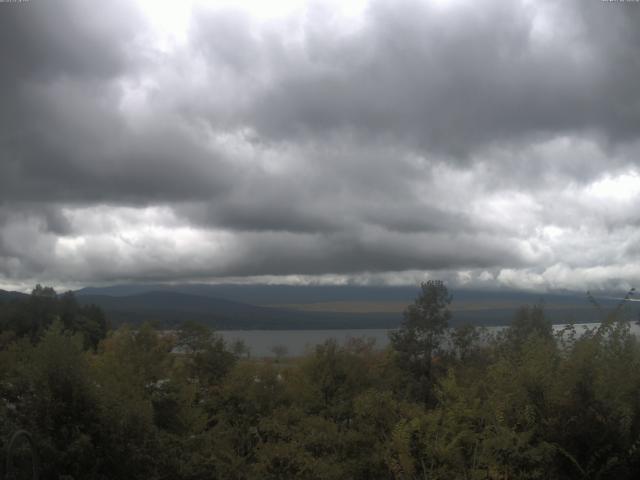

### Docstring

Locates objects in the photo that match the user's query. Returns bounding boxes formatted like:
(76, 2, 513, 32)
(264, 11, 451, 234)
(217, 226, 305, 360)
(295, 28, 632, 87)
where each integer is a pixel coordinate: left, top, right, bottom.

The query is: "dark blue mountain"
(74, 284, 638, 329)
(76, 290, 399, 330)
(76, 283, 609, 305)
(0, 289, 29, 302)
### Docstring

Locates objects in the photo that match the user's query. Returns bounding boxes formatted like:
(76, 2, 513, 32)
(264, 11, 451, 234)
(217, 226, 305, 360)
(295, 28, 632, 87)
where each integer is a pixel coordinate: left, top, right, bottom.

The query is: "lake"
(219, 322, 640, 357)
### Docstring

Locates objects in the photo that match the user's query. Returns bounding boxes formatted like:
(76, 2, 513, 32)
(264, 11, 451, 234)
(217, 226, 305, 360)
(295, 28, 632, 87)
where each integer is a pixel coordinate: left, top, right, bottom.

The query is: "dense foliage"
(1, 283, 640, 479)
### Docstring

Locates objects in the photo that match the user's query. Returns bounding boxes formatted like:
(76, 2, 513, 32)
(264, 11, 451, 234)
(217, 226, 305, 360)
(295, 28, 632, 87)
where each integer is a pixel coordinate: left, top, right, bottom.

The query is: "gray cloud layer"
(1, 0, 640, 291)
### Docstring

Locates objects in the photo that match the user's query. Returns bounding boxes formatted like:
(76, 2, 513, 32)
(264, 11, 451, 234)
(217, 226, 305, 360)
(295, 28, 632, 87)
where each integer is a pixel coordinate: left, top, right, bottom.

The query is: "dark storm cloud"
(220, 229, 527, 277)
(0, 0, 234, 207)
(0, 0, 140, 84)
(1, 0, 640, 289)
(180, 200, 343, 234)
(191, 0, 640, 159)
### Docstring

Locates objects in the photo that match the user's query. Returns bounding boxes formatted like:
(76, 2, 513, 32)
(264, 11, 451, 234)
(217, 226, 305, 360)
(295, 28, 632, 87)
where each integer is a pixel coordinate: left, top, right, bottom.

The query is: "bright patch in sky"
(136, 0, 368, 44)
(588, 171, 640, 202)
(430, 0, 462, 9)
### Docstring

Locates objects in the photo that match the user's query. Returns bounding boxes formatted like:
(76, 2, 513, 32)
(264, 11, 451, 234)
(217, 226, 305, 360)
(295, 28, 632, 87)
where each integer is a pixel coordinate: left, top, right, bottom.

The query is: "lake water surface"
(220, 322, 640, 357)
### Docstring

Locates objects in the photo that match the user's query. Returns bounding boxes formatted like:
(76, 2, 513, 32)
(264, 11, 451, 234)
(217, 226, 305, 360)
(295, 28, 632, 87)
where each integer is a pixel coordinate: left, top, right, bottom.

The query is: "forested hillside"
(1, 283, 640, 479)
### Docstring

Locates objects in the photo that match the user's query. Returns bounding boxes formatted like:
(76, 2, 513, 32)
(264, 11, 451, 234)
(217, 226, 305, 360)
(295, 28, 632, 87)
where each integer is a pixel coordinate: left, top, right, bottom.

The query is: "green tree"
(502, 304, 553, 354)
(301, 339, 371, 419)
(176, 321, 237, 387)
(18, 322, 102, 479)
(389, 280, 452, 404)
(0, 287, 107, 349)
(271, 344, 288, 363)
(450, 323, 481, 362)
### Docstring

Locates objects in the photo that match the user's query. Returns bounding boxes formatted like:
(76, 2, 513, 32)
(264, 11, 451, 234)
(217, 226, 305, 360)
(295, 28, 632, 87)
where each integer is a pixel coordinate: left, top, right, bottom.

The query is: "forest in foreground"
(1, 282, 640, 479)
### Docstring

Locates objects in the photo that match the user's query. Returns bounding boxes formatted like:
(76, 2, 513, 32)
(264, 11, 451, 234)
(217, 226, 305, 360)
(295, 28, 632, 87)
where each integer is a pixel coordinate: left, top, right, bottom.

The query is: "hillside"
(0, 289, 29, 302)
(74, 285, 638, 329)
(76, 290, 399, 330)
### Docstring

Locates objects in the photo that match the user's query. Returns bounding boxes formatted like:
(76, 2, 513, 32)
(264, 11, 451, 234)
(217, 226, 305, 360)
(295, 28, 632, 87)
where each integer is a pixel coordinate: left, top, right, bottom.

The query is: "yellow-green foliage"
(3, 292, 640, 479)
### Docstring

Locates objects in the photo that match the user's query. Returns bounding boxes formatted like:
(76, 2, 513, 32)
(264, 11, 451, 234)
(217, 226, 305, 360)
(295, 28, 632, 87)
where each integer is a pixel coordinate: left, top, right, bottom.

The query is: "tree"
(271, 345, 288, 362)
(504, 304, 552, 351)
(389, 280, 452, 404)
(231, 339, 251, 359)
(176, 321, 237, 386)
(21, 322, 102, 479)
(450, 323, 481, 361)
(0, 287, 107, 348)
(59, 291, 108, 349)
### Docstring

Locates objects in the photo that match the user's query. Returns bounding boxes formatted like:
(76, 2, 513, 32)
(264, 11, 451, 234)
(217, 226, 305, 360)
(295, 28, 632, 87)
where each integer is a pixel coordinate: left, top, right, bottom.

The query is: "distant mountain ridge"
(75, 284, 421, 304)
(73, 284, 637, 329)
(0, 289, 29, 301)
(3, 284, 633, 330)
(75, 290, 400, 330)
(75, 283, 600, 305)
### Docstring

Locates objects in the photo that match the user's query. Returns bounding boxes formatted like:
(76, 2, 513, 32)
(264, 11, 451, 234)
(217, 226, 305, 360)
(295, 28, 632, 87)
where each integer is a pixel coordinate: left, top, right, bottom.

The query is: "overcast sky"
(1, 0, 639, 292)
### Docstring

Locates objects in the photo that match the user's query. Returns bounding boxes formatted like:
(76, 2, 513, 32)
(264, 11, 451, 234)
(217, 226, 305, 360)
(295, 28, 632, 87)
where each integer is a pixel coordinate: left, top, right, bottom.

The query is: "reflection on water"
(219, 322, 640, 357)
